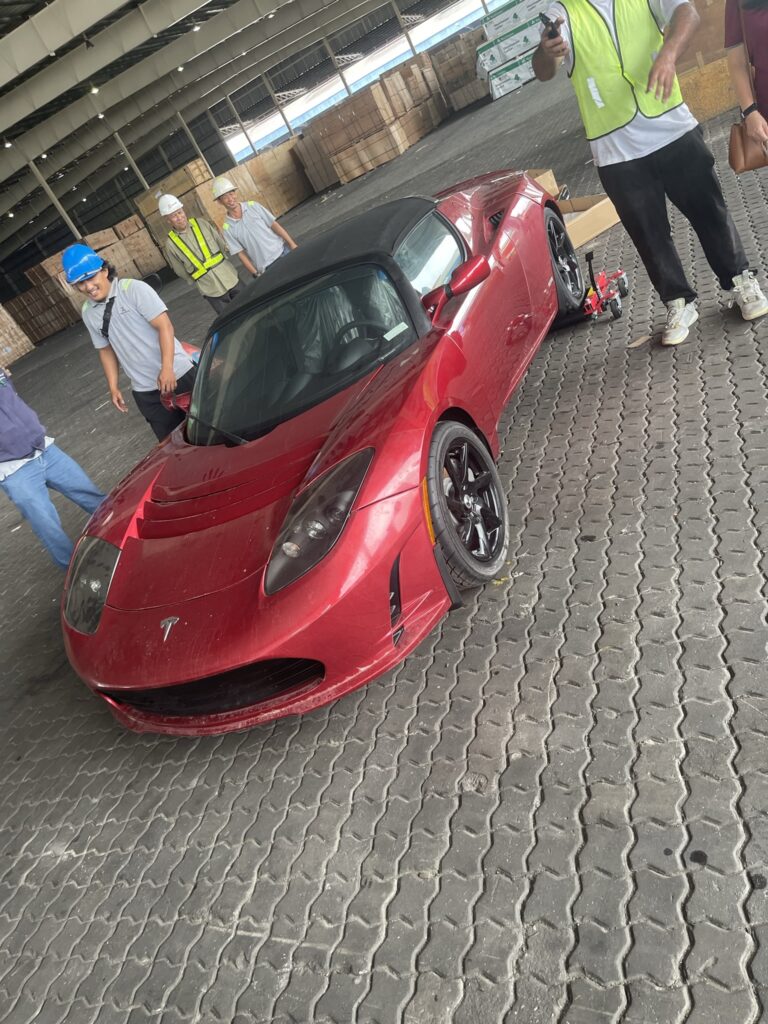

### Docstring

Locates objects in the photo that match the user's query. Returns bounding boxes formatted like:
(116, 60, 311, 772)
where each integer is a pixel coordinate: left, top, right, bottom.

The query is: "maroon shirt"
(725, 0, 768, 115)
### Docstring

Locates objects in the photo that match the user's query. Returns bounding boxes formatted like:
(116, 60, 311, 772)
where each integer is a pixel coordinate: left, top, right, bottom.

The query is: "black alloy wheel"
(545, 207, 585, 320)
(427, 422, 510, 588)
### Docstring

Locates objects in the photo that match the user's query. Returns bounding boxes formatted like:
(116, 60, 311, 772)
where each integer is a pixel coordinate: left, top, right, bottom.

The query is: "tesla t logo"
(160, 616, 180, 642)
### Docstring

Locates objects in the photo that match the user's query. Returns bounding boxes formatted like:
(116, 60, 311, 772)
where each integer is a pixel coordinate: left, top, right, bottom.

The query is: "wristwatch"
(741, 103, 759, 119)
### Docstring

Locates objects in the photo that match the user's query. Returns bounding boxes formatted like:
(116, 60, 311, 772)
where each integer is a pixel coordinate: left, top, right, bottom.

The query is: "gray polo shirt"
(82, 278, 193, 392)
(222, 201, 284, 274)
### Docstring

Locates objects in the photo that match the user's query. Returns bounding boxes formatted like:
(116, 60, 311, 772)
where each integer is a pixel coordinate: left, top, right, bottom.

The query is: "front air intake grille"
(101, 659, 324, 717)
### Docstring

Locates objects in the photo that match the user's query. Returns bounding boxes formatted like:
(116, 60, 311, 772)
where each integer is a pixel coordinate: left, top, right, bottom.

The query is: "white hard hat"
(158, 194, 183, 216)
(212, 176, 236, 200)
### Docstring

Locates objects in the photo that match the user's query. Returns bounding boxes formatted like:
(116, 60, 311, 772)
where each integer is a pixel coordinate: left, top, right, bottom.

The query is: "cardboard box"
(489, 52, 536, 98)
(477, 20, 540, 74)
(483, 0, 547, 41)
(558, 194, 620, 248)
(528, 168, 559, 196)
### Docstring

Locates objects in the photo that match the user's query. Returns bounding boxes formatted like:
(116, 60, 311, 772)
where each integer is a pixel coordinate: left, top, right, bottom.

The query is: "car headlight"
(265, 448, 374, 595)
(63, 536, 120, 635)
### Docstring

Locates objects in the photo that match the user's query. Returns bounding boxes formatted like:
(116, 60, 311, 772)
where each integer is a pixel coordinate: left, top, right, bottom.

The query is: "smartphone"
(539, 12, 560, 38)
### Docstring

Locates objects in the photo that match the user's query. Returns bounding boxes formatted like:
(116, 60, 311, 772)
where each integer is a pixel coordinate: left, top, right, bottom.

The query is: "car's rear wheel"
(546, 207, 585, 320)
(427, 422, 509, 589)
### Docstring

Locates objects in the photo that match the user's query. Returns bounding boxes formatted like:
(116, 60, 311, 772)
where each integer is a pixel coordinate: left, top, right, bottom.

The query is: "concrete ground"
(3, 73, 768, 1023)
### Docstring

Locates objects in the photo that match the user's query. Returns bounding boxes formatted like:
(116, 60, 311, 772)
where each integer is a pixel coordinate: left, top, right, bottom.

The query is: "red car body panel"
(62, 171, 562, 735)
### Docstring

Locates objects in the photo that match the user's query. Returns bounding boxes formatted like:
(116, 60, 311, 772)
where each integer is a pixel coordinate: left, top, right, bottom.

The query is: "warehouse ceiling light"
(90, 84, 100, 95)
(41, 153, 47, 159)
(7, 213, 13, 219)
(177, 65, 185, 72)
(193, 23, 201, 31)
(3, 140, 11, 149)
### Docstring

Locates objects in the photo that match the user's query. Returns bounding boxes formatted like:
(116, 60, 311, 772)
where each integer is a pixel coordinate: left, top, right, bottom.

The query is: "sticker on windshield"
(384, 322, 409, 341)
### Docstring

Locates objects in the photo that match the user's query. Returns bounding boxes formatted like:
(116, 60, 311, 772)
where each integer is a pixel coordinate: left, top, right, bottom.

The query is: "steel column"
(113, 131, 150, 189)
(176, 112, 213, 175)
(390, 1, 418, 57)
(26, 160, 80, 240)
(262, 72, 295, 138)
(322, 37, 352, 97)
(225, 96, 258, 157)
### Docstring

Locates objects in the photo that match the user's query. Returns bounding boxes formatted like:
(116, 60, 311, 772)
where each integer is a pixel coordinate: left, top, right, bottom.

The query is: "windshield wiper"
(185, 411, 248, 447)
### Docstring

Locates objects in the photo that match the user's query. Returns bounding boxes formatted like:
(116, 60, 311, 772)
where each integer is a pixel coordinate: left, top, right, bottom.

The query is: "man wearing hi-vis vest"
(159, 194, 243, 314)
(533, 0, 768, 345)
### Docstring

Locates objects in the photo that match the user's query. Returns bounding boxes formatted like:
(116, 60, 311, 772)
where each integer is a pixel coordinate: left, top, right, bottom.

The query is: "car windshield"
(187, 264, 418, 446)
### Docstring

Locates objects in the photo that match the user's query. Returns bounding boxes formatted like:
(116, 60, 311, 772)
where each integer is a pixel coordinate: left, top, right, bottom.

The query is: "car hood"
(90, 376, 376, 611)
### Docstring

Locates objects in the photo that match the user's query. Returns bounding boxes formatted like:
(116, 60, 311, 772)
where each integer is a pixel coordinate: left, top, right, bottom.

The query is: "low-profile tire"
(426, 421, 509, 589)
(546, 207, 585, 322)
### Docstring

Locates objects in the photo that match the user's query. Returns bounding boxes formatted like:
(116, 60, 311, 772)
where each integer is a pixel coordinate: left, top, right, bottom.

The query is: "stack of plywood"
(243, 138, 314, 216)
(676, 0, 736, 122)
(0, 304, 35, 365)
(293, 135, 339, 193)
(3, 279, 80, 344)
(298, 62, 449, 187)
(112, 215, 167, 278)
(428, 28, 490, 111)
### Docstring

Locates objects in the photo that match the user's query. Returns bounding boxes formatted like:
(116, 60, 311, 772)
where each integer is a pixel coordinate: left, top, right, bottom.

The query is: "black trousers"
(132, 366, 197, 441)
(206, 282, 244, 314)
(597, 126, 748, 303)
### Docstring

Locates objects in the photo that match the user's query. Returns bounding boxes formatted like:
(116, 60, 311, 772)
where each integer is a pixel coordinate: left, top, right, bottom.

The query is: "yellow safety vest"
(562, 0, 683, 140)
(168, 219, 225, 280)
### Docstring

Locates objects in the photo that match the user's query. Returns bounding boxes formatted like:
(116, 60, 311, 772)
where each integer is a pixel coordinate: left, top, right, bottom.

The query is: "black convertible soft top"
(218, 196, 436, 324)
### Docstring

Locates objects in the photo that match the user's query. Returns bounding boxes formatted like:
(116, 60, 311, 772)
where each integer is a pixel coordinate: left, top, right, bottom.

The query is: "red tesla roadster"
(62, 169, 585, 735)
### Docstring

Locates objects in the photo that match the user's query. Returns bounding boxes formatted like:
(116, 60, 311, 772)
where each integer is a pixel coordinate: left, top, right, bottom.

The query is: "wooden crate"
(680, 56, 737, 122)
(133, 159, 213, 219)
(293, 136, 340, 193)
(331, 124, 411, 184)
(678, 0, 727, 74)
(121, 229, 167, 277)
(113, 214, 145, 239)
(0, 304, 34, 364)
(83, 228, 118, 251)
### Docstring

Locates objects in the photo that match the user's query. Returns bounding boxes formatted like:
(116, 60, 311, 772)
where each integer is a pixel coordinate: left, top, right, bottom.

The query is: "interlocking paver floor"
(2, 74, 768, 1022)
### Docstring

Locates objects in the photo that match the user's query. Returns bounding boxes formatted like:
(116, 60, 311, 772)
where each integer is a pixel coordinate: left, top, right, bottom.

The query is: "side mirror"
(160, 390, 192, 413)
(448, 254, 491, 297)
(430, 255, 491, 323)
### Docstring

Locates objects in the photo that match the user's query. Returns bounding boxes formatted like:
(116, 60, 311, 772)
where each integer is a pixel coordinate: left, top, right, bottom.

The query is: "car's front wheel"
(427, 422, 509, 589)
(546, 207, 585, 321)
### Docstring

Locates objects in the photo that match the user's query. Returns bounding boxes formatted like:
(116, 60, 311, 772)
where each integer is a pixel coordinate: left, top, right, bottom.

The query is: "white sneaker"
(730, 270, 768, 321)
(662, 299, 698, 346)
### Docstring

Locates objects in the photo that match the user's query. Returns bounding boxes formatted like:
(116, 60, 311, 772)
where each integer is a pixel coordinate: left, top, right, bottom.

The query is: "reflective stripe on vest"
(168, 219, 225, 280)
(562, 0, 683, 141)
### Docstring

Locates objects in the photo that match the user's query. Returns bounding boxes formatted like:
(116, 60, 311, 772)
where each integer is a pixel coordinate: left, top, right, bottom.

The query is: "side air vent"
(488, 210, 504, 229)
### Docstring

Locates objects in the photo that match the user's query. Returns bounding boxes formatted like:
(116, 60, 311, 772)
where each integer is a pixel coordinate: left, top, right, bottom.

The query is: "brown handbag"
(728, 5, 768, 174)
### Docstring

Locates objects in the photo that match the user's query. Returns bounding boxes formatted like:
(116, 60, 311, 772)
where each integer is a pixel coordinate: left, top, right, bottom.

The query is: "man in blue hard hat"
(63, 244, 196, 441)
(0, 363, 104, 569)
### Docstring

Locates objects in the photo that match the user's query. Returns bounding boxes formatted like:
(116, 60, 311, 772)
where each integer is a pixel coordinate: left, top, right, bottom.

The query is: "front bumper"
(64, 488, 452, 736)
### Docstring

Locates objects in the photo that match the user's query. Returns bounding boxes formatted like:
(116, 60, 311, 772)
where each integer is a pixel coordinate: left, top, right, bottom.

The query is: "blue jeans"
(0, 445, 105, 569)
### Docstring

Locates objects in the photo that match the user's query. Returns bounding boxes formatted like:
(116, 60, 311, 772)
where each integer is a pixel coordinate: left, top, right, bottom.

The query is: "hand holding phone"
(539, 12, 560, 38)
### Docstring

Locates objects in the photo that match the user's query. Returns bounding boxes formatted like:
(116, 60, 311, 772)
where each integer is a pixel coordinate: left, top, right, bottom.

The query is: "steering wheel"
(326, 320, 388, 372)
(332, 320, 387, 347)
